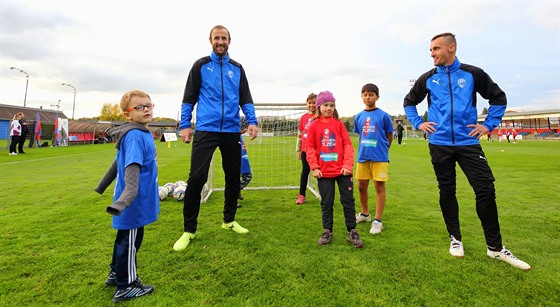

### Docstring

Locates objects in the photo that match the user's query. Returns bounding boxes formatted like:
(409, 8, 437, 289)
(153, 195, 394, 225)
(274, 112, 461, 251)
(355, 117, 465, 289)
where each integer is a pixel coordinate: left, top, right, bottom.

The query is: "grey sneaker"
(356, 213, 371, 223)
(449, 235, 464, 258)
(487, 247, 531, 270)
(346, 229, 364, 248)
(318, 229, 333, 246)
(112, 280, 154, 302)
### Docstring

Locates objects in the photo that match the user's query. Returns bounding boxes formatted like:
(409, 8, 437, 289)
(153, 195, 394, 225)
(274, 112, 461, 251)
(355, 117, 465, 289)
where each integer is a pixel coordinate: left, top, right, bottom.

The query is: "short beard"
(213, 45, 228, 57)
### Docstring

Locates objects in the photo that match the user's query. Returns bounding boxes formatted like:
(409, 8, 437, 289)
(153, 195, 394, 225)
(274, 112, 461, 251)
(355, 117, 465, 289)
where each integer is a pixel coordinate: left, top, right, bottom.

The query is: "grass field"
(0, 138, 559, 306)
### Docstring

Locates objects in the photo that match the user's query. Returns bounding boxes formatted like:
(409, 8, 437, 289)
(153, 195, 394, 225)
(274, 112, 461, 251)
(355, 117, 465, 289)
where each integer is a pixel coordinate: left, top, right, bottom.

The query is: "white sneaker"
(369, 220, 383, 234)
(449, 236, 464, 258)
(487, 247, 531, 270)
(356, 213, 371, 223)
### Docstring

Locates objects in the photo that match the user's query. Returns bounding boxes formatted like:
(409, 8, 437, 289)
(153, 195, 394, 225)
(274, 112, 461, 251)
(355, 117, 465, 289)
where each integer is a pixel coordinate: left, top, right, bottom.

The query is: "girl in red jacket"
(295, 93, 317, 205)
(305, 91, 363, 248)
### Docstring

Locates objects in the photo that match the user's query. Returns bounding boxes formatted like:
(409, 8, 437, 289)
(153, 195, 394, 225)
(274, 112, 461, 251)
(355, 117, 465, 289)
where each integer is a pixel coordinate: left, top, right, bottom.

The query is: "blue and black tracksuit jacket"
(179, 51, 257, 132)
(404, 58, 506, 146)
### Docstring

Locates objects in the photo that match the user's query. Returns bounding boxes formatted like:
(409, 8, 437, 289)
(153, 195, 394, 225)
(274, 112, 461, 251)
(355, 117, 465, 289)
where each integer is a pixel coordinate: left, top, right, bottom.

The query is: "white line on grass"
(1, 150, 114, 165)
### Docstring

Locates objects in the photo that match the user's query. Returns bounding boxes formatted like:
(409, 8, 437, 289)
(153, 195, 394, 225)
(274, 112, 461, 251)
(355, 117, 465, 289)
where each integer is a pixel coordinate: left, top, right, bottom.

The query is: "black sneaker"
(238, 192, 244, 200)
(105, 271, 142, 287)
(112, 280, 154, 302)
(105, 271, 116, 286)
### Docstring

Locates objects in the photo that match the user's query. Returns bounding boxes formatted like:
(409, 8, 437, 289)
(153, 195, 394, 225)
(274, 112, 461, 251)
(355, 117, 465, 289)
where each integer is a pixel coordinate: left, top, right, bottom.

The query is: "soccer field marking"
(0, 150, 114, 165)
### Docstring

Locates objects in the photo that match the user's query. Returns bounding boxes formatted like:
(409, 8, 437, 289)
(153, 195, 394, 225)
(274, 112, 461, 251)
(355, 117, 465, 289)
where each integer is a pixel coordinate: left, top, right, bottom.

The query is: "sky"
(1, 0, 559, 120)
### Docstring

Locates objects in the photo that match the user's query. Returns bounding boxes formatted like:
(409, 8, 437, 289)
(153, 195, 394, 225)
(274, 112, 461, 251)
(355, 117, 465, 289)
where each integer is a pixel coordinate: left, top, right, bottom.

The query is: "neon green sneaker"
(173, 232, 195, 251)
(222, 221, 249, 234)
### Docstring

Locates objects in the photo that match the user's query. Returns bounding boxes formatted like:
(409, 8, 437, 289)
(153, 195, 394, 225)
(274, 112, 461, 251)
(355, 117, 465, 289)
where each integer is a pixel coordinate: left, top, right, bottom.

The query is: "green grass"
(0, 139, 559, 306)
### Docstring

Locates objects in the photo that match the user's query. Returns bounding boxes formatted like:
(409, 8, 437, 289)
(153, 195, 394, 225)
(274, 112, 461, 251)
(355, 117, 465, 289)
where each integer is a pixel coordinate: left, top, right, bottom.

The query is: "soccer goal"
(202, 103, 320, 203)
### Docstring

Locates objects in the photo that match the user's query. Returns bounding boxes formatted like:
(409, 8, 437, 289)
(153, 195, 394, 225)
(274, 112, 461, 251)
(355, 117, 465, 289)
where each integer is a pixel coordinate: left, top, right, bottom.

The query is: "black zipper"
(220, 59, 224, 131)
(447, 68, 455, 145)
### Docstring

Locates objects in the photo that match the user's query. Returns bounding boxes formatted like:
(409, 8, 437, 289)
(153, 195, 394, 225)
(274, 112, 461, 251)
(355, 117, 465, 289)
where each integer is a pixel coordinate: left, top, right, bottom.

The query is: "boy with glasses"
(95, 90, 160, 302)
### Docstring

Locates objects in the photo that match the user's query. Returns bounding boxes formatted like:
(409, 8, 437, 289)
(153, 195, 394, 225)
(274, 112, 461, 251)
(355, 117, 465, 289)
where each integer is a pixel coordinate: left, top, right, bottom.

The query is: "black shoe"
(112, 280, 154, 302)
(105, 271, 116, 286)
(105, 271, 141, 287)
(18, 151, 26, 154)
(237, 203, 242, 208)
(238, 192, 244, 200)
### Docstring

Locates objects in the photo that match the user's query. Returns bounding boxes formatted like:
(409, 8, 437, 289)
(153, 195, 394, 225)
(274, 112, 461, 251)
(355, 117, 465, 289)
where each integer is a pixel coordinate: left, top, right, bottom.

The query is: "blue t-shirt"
(112, 129, 160, 230)
(353, 108, 394, 163)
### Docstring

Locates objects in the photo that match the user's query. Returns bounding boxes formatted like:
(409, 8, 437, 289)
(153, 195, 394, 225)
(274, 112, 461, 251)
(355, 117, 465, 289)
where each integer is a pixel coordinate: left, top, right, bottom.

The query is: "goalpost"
(202, 103, 320, 203)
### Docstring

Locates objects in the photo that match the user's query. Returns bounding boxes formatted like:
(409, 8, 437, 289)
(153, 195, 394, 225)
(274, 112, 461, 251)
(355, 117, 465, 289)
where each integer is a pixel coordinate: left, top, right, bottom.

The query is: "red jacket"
(297, 112, 315, 153)
(304, 116, 354, 178)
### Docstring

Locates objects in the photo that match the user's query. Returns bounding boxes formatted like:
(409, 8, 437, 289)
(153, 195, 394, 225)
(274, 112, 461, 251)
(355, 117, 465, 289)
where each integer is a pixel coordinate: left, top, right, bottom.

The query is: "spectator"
(487, 131, 493, 142)
(17, 112, 29, 153)
(396, 122, 404, 145)
(9, 113, 22, 155)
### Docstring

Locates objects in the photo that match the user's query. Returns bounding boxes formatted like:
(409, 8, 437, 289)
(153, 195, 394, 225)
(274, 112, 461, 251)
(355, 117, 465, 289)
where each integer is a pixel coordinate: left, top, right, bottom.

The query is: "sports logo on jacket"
(320, 152, 338, 162)
(228, 70, 234, 78)
(458, 78, 466, 88)
(321, 128, 336, 150)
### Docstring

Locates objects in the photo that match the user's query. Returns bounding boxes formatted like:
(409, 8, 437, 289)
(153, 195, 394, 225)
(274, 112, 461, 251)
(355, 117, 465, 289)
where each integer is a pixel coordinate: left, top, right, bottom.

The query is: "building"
(0, 103, 67, 142)
(1, 103, 177, 145)
(478, 109, 559, 131)
(478, 109, 560, 139)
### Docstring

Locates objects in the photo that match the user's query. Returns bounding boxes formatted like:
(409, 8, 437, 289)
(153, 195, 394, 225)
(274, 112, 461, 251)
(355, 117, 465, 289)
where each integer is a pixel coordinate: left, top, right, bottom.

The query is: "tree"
(152, 117, 177, 122)
(422, 110, 428, 122)
(340, 116, 355, 132)
(99, 103, 126, 121)
(482, 107, 488, 115)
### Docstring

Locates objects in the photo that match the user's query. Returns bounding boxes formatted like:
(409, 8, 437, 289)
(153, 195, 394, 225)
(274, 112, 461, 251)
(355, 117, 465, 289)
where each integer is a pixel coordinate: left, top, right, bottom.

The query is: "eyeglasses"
(127, 104, 155, 112)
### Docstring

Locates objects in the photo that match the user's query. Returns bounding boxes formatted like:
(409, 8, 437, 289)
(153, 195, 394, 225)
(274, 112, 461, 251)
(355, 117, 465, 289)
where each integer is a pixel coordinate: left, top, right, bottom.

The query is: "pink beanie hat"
(316, 90, 336, 108)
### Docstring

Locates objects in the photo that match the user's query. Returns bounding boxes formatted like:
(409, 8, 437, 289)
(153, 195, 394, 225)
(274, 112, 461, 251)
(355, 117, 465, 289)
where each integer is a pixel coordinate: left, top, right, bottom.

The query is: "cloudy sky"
(1, 0, 558, 120)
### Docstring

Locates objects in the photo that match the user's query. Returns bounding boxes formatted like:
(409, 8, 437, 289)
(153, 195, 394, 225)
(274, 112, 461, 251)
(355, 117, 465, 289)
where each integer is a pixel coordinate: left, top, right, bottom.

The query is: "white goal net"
(202, 103, 320, 202)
